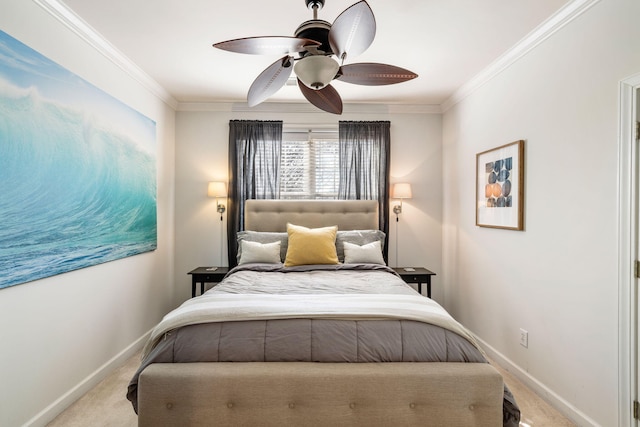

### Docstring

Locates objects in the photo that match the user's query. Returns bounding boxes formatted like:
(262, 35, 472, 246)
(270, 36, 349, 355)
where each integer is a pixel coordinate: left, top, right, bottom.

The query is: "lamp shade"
(392, 183, 412, 199)
(207, 181, 227, 198)
(294, 55, 339, 89)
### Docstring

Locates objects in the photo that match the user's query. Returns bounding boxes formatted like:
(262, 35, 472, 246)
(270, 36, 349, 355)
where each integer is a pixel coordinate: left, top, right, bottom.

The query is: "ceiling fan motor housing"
(305, 0, 325, 10)
(294, 20, 332, 56)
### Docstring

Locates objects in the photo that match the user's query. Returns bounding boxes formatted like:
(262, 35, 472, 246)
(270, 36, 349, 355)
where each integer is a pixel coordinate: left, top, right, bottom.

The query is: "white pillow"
(343, 240, 385, 265)
(238, 240, 282, 264)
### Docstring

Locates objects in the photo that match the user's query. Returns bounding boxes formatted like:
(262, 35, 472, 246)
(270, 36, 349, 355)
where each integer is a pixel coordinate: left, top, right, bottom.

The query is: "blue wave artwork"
(0, 29, 157, 289)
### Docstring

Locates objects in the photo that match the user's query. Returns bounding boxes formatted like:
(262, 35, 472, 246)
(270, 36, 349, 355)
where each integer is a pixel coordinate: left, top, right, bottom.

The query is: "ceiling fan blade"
(247, 56, 293, 107)
(328, 1, 376, 61)
(213, 36, 321, 55)
(297, 80, 343, 114)
(337, 63, 418, 86)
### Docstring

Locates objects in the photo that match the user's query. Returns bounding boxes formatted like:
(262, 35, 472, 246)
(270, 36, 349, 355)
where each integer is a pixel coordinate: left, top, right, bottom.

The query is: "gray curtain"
(227, 120, 282, 267)
(338, 121, 391, 260)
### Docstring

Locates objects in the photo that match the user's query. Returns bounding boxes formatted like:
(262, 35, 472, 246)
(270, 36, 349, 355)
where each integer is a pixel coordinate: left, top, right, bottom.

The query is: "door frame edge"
(618, 73, 640, 427)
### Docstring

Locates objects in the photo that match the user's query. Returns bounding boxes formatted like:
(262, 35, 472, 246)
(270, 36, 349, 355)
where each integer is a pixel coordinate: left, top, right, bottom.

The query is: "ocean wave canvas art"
(0, 29, 157, 289)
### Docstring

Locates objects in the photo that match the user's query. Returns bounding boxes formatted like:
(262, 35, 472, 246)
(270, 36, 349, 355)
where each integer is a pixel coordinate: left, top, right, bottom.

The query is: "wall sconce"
(391, 183, 412, 219)
(207, 181, 228, 221)
(208, 181, 227, 269)
(391, 182, 412, 267)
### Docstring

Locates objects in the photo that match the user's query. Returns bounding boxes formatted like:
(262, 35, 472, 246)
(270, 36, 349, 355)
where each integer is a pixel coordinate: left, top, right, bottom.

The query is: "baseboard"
(475, 336, 600, 427)
(23, 329, 152, 427)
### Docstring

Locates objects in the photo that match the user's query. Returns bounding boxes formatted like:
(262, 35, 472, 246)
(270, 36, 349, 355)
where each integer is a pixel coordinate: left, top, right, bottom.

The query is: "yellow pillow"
(284, 223, 339, 267)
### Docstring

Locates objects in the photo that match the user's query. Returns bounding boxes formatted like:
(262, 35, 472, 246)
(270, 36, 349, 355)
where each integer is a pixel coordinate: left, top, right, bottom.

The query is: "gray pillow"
(237, 231, 288, 263)
(335, 230, 386, 262)
(237, 229, 386, 264)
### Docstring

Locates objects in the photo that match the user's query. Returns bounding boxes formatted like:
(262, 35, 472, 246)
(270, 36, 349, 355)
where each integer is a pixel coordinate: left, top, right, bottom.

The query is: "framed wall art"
(476, 140, 524, 230)
(0, 29, 157, 290)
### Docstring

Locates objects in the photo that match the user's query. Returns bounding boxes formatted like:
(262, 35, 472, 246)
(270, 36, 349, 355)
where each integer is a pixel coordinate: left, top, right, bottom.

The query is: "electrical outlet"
(519, 328, 529, 348)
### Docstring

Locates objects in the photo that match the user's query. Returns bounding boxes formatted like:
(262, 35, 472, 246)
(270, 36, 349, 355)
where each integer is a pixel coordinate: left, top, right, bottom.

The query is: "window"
(280, 130, 339, 199)
(227, 120, 390, 267)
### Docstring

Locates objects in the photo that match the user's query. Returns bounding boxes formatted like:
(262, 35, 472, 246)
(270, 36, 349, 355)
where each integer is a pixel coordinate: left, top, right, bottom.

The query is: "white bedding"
(209, 267, 417, 295)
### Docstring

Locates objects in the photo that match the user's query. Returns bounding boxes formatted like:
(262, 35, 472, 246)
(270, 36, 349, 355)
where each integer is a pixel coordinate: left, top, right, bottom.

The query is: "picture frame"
(476, 140, 525, 230)
(0, 30, 157, 290)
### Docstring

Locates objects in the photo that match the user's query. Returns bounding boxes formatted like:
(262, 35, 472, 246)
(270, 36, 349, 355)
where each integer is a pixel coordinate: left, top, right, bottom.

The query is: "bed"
(128, 199, 520, 426)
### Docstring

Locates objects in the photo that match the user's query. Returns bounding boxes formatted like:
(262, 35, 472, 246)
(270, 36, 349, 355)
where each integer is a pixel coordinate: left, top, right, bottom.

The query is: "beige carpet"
(490, 362, 577, 427)
(47, 351, 576, 426)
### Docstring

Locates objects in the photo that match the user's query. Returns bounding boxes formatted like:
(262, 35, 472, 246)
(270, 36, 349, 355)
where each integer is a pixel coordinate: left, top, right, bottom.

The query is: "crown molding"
(33, 0, 179, 110)
(441, 0, 601, 112)
(35, 0, 597, 115)
(177, 101, 441, 115)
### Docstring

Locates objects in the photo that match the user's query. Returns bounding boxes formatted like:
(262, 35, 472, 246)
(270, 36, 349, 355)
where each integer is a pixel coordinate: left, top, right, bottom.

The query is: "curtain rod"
(283, 130, 338, 135)
(283, 123, 338, 132)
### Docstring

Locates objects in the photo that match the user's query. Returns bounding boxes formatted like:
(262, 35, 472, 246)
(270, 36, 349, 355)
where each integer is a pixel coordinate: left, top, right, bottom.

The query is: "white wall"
(442, 0, 640, 425)
(0, 1, 176, 426)
(174, 104, 444, 299)
(6, 0, 634, 425)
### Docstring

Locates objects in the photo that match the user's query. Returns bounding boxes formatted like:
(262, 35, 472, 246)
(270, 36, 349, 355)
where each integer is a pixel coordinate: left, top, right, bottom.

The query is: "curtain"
(227, 120, 282, 266)
(338, 121, 391, 260)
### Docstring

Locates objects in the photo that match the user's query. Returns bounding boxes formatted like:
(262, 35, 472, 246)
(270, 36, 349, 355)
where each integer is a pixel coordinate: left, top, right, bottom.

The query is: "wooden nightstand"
(392, 267, 436, 298)
(187, 267, 229, 297)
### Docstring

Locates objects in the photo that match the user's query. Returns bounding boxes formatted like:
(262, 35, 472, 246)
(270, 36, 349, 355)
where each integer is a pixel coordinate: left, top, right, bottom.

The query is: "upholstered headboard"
(244, 200, 379, 232)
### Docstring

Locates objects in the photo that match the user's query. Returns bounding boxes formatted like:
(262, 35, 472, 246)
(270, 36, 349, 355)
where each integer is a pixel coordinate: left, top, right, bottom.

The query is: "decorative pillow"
(238, 240, 282, 265)
(343, 240, 386, 265)
(284, 223, 339, 267)
(237, 231, 288, 263)
(335, 230, 386, 262)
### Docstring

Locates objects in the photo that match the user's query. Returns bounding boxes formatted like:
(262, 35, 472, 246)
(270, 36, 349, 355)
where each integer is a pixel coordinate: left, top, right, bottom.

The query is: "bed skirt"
(137, 361, 503, 427)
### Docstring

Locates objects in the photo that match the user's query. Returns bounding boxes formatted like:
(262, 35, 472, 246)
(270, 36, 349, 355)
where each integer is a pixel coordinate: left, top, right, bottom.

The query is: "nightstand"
(187, 267, 229, 297)
(392, 267, 436, 298)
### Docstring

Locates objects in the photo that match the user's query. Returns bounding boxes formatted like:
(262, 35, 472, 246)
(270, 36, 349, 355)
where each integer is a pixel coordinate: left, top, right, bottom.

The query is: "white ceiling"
(60, 0, 571, 106)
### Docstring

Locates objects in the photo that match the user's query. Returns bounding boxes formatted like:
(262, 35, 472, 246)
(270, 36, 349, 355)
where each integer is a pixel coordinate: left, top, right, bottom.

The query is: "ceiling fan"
(213, 0, 418, 114)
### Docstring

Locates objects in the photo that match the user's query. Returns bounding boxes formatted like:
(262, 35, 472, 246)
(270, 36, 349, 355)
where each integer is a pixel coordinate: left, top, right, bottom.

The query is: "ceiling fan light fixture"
(213, 0, 417, 114)
(294, 55, 339, 89)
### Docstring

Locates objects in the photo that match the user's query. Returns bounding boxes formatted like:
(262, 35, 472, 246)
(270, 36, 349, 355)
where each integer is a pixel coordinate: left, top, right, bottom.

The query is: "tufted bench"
(138, 362, 503, 426)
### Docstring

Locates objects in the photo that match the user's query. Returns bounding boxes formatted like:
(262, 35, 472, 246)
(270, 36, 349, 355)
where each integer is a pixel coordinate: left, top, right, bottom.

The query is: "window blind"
(281, 130, 338, 199)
